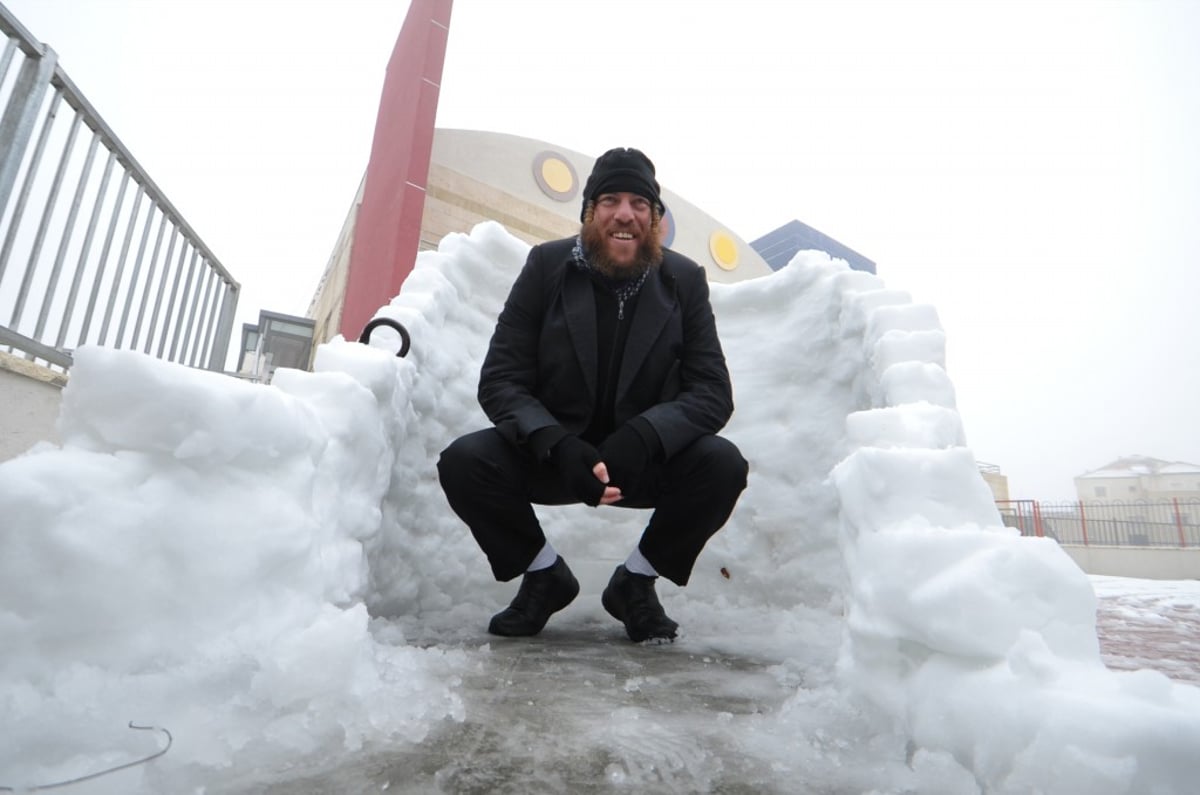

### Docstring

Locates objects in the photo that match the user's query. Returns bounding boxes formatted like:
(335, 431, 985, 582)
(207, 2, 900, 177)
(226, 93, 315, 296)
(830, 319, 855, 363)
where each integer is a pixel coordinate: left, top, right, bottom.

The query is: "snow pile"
(829, 268, 1200, 793)
(0, 344, 466, 791)
(1, 221, 1198, 792)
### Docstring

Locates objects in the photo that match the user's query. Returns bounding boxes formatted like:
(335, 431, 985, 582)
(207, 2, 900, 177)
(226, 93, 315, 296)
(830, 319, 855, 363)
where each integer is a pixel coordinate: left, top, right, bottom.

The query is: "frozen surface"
(1093, 575, 1200, 684)
(242, 584, 1200, 795)
(1, 222, 1199, 793)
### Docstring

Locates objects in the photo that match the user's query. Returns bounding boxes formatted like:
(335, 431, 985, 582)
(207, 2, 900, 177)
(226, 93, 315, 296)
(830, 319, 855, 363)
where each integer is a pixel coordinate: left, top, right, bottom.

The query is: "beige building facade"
(977, 461, 1011, 504)
(308, 129, 773, 348)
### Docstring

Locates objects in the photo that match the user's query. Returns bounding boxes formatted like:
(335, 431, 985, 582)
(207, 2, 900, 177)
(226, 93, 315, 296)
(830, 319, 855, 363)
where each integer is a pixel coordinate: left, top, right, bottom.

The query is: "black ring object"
(358, 317, 411, 358)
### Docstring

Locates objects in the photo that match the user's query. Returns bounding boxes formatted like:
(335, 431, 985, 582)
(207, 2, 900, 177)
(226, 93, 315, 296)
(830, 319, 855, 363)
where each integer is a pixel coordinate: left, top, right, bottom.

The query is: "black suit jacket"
(478, 237, 734, 459)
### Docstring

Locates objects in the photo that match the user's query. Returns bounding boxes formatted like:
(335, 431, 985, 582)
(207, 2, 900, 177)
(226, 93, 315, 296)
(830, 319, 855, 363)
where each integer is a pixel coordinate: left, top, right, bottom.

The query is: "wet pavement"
(234, 578, 1199, 795)
(1093, 577, 1200, 685)
(255, 618, 801, 794)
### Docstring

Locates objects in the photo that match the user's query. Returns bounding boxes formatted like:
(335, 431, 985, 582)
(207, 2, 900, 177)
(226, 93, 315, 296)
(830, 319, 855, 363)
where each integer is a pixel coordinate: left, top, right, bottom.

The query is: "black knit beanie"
(580, 147, 665, 221)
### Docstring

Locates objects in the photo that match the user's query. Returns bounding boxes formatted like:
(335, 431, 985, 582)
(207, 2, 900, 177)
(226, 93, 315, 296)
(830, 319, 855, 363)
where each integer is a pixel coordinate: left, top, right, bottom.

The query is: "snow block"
(845, 402, 965, 450)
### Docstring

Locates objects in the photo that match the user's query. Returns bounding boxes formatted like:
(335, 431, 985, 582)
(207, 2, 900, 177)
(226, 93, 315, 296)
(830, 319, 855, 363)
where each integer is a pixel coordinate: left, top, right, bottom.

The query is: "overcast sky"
(4, 0, 1198, 501)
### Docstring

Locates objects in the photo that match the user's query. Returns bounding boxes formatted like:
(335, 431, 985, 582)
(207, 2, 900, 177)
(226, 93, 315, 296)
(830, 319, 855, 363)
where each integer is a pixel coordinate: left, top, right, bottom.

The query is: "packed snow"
(2, 221, 1198, 793)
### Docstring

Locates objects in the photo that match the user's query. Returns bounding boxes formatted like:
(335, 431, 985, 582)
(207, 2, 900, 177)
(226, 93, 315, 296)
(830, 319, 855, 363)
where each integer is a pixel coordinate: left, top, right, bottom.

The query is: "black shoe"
(488, 556, 580, 636)
(601, 565, 679, 643)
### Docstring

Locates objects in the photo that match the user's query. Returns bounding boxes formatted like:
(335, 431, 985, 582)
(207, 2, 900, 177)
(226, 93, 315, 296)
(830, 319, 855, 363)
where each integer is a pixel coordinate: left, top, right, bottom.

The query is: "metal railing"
(0, 5, 238, 372)
(998, 499, 1200, 548)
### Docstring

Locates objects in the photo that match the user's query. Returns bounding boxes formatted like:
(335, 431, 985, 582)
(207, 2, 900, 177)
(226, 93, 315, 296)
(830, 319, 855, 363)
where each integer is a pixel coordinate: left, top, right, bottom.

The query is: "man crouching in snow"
(437, 147, 747, 643)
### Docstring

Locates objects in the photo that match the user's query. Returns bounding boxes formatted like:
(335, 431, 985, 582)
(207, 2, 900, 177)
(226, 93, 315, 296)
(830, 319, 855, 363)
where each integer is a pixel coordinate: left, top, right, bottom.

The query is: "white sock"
(527, 541, 558, 572)
(624, 546, 658, 577)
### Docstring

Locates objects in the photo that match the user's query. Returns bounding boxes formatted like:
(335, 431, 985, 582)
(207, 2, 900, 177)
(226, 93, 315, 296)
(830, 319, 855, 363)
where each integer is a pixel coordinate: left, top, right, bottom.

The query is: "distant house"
(1074, 455, 1200, 503)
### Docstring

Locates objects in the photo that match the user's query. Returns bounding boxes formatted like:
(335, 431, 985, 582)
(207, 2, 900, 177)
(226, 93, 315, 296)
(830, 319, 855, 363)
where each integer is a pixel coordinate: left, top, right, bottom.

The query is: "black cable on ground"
(0, 722, 172, 792)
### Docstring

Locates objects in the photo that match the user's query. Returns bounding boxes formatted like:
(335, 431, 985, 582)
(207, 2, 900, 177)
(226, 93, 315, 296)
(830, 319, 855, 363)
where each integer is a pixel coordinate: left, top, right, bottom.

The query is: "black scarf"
(571, 236, 651, 320)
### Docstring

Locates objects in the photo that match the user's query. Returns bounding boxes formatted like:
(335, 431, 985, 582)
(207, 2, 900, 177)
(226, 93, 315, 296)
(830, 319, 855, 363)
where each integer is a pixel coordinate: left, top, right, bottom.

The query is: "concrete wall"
(0, 353, 64, 462)
(1060, 544, 1200, 581)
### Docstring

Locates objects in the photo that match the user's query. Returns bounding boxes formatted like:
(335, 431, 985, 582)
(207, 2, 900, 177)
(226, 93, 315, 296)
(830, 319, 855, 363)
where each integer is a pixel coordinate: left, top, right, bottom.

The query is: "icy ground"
(2, 222, 1199, 793)
(1093, 575, 1200, 685)
(239, 577, 1200, 794)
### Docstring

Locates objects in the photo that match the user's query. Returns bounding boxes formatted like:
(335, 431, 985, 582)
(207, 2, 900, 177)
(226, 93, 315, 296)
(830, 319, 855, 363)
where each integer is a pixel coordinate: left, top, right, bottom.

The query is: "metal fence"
(0, 6, 238, 372)
(998, 499, 1200, 548)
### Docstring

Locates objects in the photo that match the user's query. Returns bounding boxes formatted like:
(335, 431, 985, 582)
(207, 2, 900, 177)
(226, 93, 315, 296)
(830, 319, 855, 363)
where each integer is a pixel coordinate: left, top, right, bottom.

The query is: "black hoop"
(358, 317, 411, 358)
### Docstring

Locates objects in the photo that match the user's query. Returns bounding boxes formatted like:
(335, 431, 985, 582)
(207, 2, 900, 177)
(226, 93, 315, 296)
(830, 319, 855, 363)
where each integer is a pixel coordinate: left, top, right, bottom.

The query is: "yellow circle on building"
(532, 151, 578, 202)
(708, 230, 739, 271)
(541, 158, 573, 194)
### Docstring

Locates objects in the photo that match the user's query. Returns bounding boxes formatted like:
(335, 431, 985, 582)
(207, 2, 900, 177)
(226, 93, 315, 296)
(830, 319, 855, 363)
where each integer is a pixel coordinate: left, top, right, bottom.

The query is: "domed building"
(307, 128, 775, 349)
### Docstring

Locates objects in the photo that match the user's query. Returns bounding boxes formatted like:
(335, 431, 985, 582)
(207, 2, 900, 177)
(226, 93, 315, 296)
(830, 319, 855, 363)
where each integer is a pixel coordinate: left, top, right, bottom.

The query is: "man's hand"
(552, 436, 621, 506)
(598, 419, 661, 492)
(591, 462, 623, 505)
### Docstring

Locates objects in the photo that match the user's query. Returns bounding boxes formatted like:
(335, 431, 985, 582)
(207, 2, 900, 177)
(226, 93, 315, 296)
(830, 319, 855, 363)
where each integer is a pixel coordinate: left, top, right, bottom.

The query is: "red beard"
(581, 211, 663, 278)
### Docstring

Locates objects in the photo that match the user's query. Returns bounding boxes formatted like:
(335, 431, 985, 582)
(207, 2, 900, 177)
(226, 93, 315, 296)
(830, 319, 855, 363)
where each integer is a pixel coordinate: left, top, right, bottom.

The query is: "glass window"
(265, 319, 313, 338)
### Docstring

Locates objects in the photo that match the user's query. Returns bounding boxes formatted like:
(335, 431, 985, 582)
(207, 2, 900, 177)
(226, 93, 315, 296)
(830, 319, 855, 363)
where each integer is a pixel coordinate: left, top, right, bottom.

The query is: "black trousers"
(437, 428, 748, 586)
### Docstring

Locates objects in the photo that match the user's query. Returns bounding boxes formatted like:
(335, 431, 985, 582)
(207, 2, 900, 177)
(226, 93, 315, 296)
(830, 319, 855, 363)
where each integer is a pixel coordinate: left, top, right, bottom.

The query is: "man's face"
(584, 192, 656, 274)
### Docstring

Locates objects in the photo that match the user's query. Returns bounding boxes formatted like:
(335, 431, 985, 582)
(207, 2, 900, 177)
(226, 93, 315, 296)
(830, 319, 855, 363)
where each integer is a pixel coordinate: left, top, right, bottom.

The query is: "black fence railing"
(997, 499, 1200, 548)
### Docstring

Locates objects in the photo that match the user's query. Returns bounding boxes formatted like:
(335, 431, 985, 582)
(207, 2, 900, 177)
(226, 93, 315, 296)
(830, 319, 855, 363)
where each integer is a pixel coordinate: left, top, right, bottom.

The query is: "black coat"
(478, 238, 734, 459)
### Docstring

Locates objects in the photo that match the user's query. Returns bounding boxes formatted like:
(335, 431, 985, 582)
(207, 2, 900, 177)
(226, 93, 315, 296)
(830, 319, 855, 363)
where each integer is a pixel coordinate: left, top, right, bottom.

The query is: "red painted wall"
(339, 0, 454, 340)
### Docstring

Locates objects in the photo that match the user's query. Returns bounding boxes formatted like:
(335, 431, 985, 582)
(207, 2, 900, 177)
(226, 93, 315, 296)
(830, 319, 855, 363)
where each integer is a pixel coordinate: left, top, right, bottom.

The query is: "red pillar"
(339, 0, 454, 340)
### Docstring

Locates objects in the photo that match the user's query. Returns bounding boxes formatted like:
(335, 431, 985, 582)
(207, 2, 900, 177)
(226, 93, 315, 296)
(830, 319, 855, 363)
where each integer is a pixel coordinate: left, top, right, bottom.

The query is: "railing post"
(207, 281, 239, 372)
(1079, 501, 1089, 547)
(1032, 501, 1045, 538)
(0, 43, 56, 224)
(1174, 498, 1186, 548)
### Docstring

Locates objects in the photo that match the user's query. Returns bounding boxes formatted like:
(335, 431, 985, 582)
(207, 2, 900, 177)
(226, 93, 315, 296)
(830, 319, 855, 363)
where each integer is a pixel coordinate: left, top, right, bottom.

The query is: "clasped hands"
(551, 420, 660, 507)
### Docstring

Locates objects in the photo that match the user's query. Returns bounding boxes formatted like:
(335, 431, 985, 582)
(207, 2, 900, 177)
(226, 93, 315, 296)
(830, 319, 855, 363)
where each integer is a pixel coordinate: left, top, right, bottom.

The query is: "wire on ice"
(0, 722, 172, 792)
